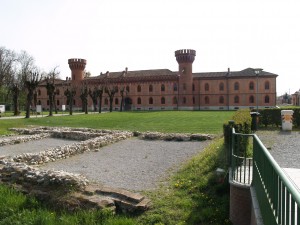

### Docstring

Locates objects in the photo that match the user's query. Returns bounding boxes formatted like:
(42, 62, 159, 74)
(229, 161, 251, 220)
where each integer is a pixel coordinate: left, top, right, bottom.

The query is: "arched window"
(137, 85, 141, 92)
(114, 86, 119, 93)
(38, 100, 41, 105)
(249, 82, 254, 90)
(73, 99, 76, 105)
(161, 84, 165, 92)
(149, 84, 153, 92)
(219, 83, 224, 91)
(38, 89, 41, 96)
(234, 82, 239, 91)
(205, 83, 209, 91)
(47, 100, 49, 106)
(183, 97, 187, 104)
(173, 83, 178, 91)
(219, 96, 224, 104)
(57, 100, 60, 106)
(249, 95, 255, 103)
(149, 97, 153, 104)
(115, 98, 119, 105)
(56, 89, 60, 95)
(234, 95, 239, 103)
(104, 98, 108, 105)
(126, 85, 130, 93)
(265, 95, 270, 103)
(205, 96, 209, 104)
(173, 96, 177, 104)
(183, 83, 186, 91)
(192, 83, 195, 91)
(193, 97, 195, 104)
(265, 81, 270, 90)
(161, 97, 165, 104)
(137, 97, 141, 104)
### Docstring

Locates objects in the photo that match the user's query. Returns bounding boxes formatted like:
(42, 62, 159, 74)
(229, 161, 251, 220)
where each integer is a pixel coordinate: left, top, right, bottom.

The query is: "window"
(73, 99, 76, 105)
(205, 96, 209, 104)
(104, 98, 108, 105)
(115, 98, 119, 105)
(183, 83, 186, 91)
(265, 95, 270, 103)
(161, 97, 165, 104)
(249, 95, 254, 103)
(193, 97, 195, 104)
(173, 83, 178, 91)
(56, 89, 60, 95)
(47, 100, 49, 106)
(137, 97, 141, 104)
(149, 84, 153, 92)
(219, 83, 224, 91)
(173, 97, 177, 104)
(149, 97, 153, 104)
(38, 100, 41, 105)
(137, 85, 141, 92)
(205, 83, 209, 91)
(265, 81, 270, 90)
(234, 82, 239, 91)
(57, 100, 60, 106)
(38, 89, 41, 96)
(161, 84, 165, 92)
(183, 97, 186, 104)
(192, 84, 195, 91)
(234, 95, 239, 103)
(126, 85, 130, 93)
(219, 96, 224, 104)
(249, 82, 254, 90)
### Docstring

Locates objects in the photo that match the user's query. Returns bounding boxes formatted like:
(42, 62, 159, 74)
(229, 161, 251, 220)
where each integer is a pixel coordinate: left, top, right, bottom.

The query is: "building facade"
(37, 49, 278, 111)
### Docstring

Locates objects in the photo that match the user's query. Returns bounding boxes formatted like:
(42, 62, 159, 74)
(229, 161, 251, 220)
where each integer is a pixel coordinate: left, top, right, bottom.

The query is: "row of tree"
(1, 46, 128, 118)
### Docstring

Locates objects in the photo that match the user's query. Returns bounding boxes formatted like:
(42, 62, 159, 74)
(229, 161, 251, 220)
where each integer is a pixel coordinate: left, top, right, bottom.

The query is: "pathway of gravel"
(0, 138, 78, 157)
(40, 138, 211, 191)
(256, 130, 300, 169)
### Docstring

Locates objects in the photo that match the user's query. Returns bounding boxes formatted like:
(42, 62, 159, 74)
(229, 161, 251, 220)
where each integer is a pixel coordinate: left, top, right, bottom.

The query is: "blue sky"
(1, 0, 299, 96)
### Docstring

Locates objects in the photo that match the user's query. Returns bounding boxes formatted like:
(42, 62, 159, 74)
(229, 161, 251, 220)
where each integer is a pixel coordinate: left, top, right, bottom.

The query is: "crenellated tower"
(68, 58, 87, 84)
(175, 49, 196, 109)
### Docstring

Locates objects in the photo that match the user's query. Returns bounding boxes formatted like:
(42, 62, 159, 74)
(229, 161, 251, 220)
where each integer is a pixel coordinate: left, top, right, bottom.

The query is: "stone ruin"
(0, 126, 214, 213)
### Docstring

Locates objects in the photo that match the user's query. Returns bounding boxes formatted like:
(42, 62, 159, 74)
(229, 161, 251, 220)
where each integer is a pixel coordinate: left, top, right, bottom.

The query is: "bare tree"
(89, 86, 98, 112)
(80, 82, 88, 114)
(46, 66, 60, 116)
(0, 47, 17, 88)
(64, 82, 76, 115)
(24, 71, 43, 118)
(105, 85, 118, 112)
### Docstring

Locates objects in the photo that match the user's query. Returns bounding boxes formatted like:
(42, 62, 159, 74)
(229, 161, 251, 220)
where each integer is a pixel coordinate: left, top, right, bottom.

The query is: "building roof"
(193, 68, 278, 78)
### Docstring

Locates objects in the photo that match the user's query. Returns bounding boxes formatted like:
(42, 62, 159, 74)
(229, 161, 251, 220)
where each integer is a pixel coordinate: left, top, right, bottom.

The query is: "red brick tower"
(175, 49, 196, 110)
(68, 58, 87, 108)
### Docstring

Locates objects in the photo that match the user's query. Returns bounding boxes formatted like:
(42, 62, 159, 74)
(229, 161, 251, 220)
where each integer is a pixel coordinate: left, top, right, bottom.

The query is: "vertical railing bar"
(297, 204, 299, 225)
(291, 198, 295, 225)
(248, 158, 251, 184)
(286, 190, 290, 225)
(279, 180, 282, 224)
(283, 186, 286, 225)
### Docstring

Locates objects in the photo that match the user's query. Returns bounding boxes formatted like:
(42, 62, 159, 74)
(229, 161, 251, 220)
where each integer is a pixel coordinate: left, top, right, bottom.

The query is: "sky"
(1, 0, 299, 96)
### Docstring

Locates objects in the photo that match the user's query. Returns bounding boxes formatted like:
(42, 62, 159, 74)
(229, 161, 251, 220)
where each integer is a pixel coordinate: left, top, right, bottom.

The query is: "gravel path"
(0, 138, 78, 157)
(256, 131, 300, 168)
(40, 138, 211, 191)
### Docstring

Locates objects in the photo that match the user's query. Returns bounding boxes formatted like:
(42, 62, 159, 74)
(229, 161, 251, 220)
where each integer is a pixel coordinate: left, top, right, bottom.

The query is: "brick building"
(36, 49, 278, 111)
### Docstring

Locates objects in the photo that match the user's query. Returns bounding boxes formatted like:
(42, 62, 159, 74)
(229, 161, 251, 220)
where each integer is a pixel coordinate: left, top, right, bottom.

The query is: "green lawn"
(0, 111, 234, 135)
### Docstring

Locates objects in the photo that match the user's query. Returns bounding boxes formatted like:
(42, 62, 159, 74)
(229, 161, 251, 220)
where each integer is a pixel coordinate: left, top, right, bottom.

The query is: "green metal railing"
(253, 134, 300, 225)
(231, 128, 300, 224)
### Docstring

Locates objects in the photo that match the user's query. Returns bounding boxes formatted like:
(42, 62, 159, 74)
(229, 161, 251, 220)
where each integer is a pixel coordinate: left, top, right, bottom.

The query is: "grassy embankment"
(0, 111, 234, 225)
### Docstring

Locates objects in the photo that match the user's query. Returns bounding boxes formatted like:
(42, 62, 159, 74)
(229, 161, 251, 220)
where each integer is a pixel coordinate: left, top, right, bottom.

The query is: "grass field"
(0, 111, 234, 135)
(0, 110, 234, 224)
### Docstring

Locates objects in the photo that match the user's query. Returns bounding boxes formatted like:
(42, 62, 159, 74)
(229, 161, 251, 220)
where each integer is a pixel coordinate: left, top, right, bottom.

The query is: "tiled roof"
(39, 78, 68, 85)
(193, 68, 278, 78)
(88, 69, 177, 79)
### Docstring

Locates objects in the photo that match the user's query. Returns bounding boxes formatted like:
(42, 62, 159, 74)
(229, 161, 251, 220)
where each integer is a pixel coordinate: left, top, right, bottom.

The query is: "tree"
(24, 71, 43, 118)
(105, 85, 118, 112)
(0, 47, 17, 88)
(97, 86, 104, 113)
(11, 82, 21, 115)
(89, 86, 98, 112)
(80, 82, 88, 114)
(64, 83, 76, 115)
(119, 86, 127, 112)
(46, 66, 60, 116)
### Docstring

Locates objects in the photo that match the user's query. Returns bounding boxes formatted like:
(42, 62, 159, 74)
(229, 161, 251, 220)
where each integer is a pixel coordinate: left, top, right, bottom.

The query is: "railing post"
(228, 120, 235, 166)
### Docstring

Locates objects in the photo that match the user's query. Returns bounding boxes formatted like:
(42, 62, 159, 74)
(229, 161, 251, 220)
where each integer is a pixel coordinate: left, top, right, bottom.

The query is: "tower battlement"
(68, 58, 87, 70)
(175, 49, 196, 63)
